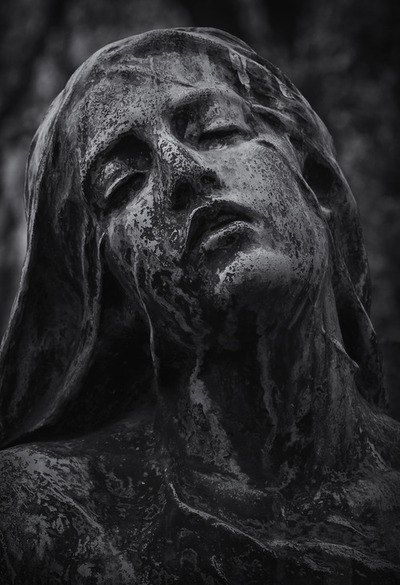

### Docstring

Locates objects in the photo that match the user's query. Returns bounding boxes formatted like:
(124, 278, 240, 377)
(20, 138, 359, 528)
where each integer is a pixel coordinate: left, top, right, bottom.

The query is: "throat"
(153, 302, 360, 492)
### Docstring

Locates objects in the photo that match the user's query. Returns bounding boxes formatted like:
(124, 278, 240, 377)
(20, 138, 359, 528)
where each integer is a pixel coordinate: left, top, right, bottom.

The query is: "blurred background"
(0, 0, 399, 414)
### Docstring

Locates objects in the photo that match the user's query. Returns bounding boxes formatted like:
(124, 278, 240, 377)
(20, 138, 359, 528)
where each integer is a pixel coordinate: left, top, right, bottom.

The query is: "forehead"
(74, 50, 238, 172)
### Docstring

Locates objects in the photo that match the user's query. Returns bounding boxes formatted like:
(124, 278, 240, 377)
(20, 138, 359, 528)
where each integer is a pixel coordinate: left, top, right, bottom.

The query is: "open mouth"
(182, 200, 256, 259)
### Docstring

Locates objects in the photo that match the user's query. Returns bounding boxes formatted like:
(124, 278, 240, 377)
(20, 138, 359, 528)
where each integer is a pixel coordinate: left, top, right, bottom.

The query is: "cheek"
(107, 190, 176, 265)
(106, 209, 195, 313)
(216, 142, 326, 259)
(106, 206, 161, 293)
(208, 143, 328, 305)
(106, 219, 205, 342)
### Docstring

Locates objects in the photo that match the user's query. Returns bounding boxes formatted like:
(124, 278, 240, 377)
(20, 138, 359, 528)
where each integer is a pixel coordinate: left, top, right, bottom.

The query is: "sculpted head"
(79, 34, 331, 348)
(0, 28, 383, 445)
(100, 59, 327, 342)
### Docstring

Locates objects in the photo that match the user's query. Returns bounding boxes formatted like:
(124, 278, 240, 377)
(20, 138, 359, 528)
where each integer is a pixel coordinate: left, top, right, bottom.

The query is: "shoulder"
(0, 406, 155, 497)
(0, 408, 156, 541)
(0, 441, 91, 549)
(0, 441, 92, 509)
(0, 442, 70, 506)
(0, 443, 132, 584)
(0, 442, 88, 583)
(0, 414, 155, 583)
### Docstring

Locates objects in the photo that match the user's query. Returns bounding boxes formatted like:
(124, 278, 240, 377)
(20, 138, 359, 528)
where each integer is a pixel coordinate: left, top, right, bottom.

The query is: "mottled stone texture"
(0, 28, 399, 584)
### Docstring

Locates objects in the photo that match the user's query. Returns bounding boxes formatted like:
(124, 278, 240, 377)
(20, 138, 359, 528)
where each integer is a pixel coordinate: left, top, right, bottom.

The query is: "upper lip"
(182, 200, 256, 259)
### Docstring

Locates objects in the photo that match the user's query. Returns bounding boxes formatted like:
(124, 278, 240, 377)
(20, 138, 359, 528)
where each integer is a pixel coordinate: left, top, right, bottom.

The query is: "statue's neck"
(154, 282, 361, 491)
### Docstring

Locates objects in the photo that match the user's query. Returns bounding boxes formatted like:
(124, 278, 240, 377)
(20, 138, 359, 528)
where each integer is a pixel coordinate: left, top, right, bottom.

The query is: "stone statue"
(0, 28, 399, 584)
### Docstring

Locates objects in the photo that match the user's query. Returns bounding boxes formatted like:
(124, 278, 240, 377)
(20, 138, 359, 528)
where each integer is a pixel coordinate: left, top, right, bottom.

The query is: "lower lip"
(200, 220, 255, 253)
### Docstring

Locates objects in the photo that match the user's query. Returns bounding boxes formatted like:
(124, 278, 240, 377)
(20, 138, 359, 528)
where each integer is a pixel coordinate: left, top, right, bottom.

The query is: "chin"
(204, 246, 296, 309)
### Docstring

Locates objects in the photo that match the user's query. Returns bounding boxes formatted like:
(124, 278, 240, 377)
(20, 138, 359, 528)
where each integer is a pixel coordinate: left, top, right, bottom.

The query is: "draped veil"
(0, 28, 384, 449)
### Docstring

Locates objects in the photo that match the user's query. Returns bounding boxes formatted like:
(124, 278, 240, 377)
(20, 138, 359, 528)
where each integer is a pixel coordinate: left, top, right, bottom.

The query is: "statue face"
(85, 51, 328, 343)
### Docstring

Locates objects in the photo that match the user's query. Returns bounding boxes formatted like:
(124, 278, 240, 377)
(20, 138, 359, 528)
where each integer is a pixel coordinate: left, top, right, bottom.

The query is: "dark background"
(0, 0, 399, 413)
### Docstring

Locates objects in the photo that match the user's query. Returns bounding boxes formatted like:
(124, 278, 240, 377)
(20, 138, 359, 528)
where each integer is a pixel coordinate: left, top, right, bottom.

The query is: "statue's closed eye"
(104, 171, 148, 211)
(91, 134, 151, 213)
(197, 124, 250, 149)
(172, 93, 252, 150)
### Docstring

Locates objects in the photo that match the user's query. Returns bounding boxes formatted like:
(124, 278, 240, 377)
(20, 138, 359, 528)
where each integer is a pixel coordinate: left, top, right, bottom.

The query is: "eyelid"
(201, 122, 249, 134)
(104, 171, 145, 200)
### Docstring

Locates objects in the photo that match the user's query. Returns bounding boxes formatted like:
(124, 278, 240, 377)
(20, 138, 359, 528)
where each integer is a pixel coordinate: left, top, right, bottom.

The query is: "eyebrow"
(170, 85, 246, 113)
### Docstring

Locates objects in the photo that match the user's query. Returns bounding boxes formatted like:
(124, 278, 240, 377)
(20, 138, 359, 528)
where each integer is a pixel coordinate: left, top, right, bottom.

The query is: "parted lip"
(182, 200, 257, 259)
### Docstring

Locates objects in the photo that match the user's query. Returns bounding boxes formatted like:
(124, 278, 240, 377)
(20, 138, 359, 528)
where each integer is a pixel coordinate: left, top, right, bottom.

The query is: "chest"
(14, 458, 400, 585)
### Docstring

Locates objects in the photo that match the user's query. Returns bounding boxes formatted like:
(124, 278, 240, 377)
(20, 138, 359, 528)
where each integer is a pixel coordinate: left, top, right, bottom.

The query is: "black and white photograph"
(0, 1, 399, 583)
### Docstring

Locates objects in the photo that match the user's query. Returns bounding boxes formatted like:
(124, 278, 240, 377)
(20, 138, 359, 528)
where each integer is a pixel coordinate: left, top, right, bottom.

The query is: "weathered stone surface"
(0, 28, 399, 584)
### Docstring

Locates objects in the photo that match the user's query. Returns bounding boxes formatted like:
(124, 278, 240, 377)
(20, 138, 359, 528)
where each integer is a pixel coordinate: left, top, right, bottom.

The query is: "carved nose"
(158, 136, 222, 211)
(170, 172, 220, 211)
